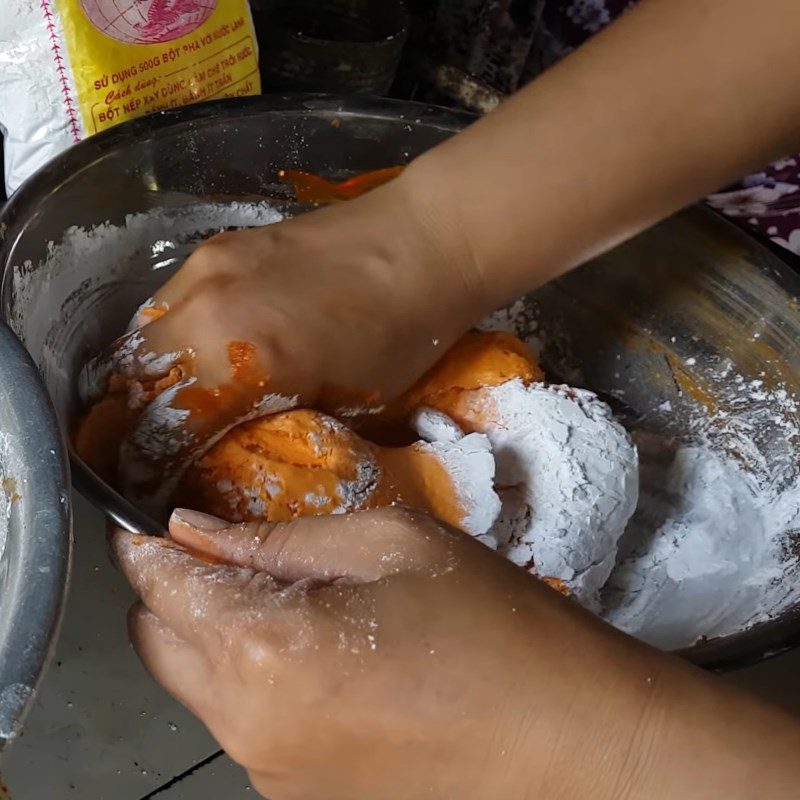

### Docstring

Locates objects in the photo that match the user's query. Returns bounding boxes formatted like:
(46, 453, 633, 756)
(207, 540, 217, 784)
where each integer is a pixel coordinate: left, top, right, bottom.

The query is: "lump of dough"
(413, 379, 639, 607)
(350, 329, 544, 445)
(178, 408, 500, 540)
(397, 330, 544, 410)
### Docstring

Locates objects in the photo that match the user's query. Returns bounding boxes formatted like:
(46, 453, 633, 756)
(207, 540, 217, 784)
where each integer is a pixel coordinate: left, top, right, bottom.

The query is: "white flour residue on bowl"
(12, 200, 283, 325)
(601, 356, 800, 650)
(602, 437, 800, 649)
(0, 433, 13, 566)
(0, 483, 7, 568)
(0, 683, 33, 742)
(485, 303, 800, 650)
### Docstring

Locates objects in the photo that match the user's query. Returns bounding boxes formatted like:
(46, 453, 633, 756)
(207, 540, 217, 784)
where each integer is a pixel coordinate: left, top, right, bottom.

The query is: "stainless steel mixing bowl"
(1, 95, 799, 670)
(0, 320, 71, 749)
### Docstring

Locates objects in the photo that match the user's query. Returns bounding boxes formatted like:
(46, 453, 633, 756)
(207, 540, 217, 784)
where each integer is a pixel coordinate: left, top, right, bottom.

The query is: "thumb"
(168, 507, 449, 584)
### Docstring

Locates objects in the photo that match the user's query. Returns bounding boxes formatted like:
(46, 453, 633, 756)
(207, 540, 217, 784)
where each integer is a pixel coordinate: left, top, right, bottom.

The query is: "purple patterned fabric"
(408, 1, 800, 255)
(538, 0, 800, 255)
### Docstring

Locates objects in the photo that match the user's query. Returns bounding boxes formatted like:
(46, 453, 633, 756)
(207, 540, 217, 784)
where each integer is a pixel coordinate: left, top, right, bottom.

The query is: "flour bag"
(0, 0, 260, 195)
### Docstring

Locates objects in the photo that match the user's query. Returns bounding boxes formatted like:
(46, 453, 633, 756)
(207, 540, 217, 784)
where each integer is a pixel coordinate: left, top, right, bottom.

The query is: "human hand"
(83, 177, 481, 512)
(110, 505, 800, 800)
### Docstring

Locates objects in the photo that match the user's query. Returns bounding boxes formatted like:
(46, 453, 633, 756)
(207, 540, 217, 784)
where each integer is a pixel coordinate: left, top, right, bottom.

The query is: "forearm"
(631, 663, 800, 799)
(401, 0, 800, 314)
(505, 645, 800, 800)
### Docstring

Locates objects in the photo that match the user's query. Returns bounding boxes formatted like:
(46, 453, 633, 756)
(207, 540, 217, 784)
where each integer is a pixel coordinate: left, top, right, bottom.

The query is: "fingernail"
(171, 508, 229, 532)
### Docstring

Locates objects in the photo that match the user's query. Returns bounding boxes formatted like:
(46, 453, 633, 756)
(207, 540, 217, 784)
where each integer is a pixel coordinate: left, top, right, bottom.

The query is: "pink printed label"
(80, 0, 217, 44)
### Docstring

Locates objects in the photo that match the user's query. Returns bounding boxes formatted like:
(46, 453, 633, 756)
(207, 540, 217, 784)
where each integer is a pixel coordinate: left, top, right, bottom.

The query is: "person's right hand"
(113, 506, 800, 800)
(83, 175, 483, 512)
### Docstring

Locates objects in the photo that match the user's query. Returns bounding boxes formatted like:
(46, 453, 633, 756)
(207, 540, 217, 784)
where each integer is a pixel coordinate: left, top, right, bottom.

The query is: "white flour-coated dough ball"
(414, 379, 639, 607)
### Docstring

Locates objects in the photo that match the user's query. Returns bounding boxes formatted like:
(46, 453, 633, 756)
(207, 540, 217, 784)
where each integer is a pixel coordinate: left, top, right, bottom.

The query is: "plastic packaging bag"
(0, 0, 260, 195)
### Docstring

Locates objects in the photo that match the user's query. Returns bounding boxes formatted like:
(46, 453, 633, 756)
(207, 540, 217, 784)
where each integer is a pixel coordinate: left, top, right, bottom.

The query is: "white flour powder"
(416, 380, 639, 608)
(487, 303, 800, 650)
(0, 449, 9, 567)
(603, 438, 800, 649)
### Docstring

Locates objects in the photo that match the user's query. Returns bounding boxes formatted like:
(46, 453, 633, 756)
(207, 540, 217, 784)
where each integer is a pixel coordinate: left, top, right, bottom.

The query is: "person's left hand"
(112, 506, 700, 800)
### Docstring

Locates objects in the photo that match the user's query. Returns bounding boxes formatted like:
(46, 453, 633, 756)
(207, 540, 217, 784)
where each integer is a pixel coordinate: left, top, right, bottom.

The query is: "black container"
(254, 0, 409, 94)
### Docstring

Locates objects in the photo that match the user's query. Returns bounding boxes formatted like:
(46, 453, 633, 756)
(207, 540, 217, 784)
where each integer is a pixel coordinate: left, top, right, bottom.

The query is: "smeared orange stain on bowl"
(648, 341, 718, 415)
(278, 166, 404, 204)
(2, 477, 20, 503)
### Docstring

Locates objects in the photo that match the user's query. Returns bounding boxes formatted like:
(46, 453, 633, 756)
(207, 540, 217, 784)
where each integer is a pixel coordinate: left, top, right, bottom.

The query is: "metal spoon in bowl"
(71, 454, 167, 537)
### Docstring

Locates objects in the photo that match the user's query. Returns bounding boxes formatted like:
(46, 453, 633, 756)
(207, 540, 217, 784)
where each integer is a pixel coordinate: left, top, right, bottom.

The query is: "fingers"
(119, 378, 297, 514)
(127, 603, 213, 717)
(116, 371, 199, 512)
(168, 506, 451, 584)
(83, 227, 267, 400)
(79, 283, 220, 405)
(79, 323, 189, 404)
(85, 295, 298, 512)
(112, 530, 293, 649)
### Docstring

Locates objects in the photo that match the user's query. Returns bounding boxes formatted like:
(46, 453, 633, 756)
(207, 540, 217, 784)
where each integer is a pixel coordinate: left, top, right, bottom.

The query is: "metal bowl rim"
(0, 320, 71, 747)
(0, 94, 475, 252)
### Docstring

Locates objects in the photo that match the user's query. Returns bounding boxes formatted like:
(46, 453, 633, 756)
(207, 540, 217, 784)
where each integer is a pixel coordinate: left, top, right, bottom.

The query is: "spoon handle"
(71, 454, 167, 537)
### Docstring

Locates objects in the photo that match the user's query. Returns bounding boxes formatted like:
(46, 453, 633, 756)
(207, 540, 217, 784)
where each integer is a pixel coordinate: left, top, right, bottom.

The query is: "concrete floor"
(2, 491, 800, 799)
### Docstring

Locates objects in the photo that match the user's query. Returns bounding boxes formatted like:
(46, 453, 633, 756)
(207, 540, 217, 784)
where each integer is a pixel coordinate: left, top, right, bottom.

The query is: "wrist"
(391, 157, 501, 326)
(482, 638, 800, 800)
(468, 629, 678, 800)
(629, 664, 800, 800)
